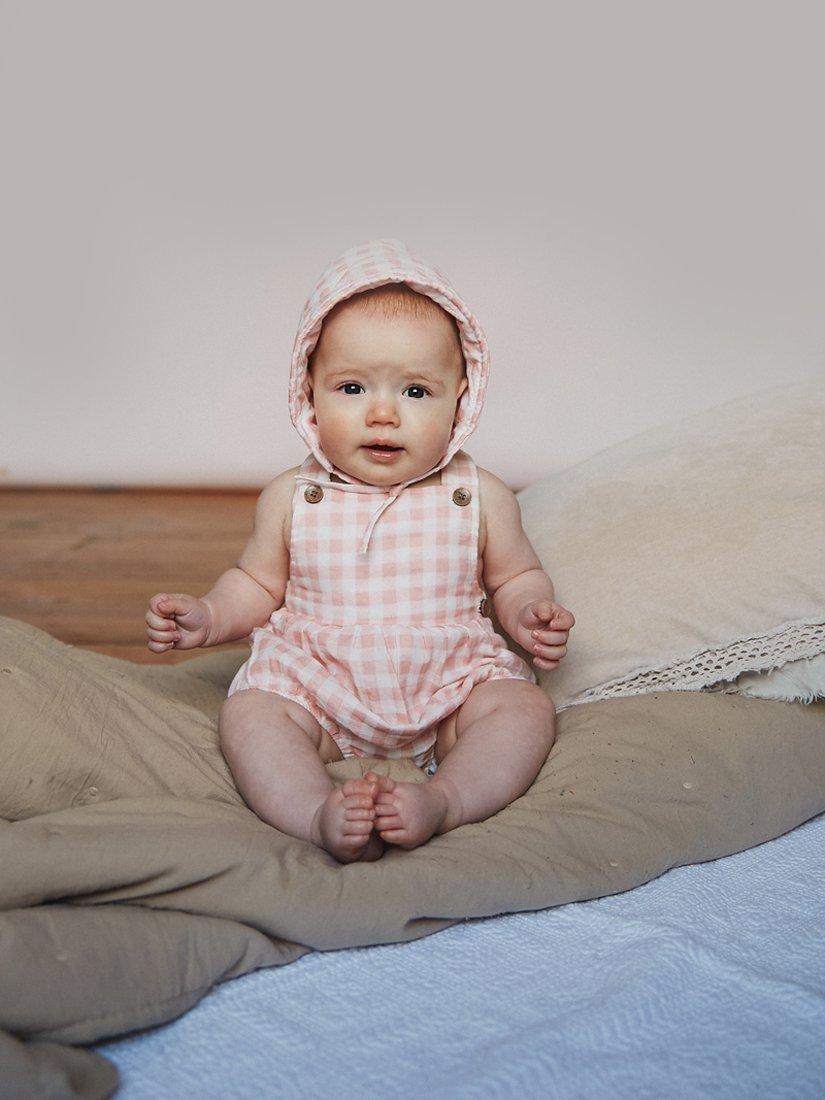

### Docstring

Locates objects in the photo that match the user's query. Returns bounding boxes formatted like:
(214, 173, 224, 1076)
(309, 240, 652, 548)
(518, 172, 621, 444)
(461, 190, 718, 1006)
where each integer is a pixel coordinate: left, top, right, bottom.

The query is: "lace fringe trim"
(570, 620, 825, 707)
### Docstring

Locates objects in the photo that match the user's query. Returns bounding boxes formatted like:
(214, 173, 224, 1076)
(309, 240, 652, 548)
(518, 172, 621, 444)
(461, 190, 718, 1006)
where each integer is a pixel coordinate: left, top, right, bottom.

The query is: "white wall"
(1, 0, 823, 491)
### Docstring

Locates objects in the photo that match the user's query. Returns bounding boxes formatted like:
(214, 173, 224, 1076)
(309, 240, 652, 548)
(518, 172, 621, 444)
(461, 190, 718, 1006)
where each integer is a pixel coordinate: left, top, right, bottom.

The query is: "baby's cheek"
(316, 410, 350, 445)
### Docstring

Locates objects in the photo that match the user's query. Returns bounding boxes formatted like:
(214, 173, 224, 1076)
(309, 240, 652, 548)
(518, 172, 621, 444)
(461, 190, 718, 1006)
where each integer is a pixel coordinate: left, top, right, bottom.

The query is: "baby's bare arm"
(479, 469, 555, 643)
(146, 470, 296, 652)
(200, 471, 295, 646)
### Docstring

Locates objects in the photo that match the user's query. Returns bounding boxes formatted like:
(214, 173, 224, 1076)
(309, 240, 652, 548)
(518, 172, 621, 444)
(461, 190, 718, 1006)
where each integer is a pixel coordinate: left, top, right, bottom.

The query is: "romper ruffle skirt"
(227, 450, 536, 771)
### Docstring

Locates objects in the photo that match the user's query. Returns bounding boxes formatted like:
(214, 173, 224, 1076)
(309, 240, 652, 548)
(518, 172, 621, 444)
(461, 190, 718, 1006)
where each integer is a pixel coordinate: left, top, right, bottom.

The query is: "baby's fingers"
(147, 625, 180, 644)
(149, 592, 193, 621)
(533, 656, 560, 670)
(146, 608, 176, 630)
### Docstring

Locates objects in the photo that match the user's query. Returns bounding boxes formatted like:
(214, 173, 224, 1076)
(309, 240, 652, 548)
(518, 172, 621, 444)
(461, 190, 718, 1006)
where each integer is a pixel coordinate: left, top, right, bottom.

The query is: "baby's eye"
(337, 383, 430, 398)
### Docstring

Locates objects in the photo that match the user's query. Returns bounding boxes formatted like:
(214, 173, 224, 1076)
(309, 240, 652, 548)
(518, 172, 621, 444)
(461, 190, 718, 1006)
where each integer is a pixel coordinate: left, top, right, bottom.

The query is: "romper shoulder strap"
(440, 449, 477, 488)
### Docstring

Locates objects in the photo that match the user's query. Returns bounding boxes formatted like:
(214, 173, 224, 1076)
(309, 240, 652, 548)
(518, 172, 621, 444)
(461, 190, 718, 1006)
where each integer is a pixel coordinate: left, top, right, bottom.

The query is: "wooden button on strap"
(452, 487, 471, 507)
(304, 484, 324, 503)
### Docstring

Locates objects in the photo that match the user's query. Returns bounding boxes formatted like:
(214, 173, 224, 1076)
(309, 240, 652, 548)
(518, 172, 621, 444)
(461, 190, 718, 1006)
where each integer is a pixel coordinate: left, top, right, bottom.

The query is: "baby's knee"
(536, 688, 555, 716)
(518, 682, 555, 722)
(522, 685, 556, 747)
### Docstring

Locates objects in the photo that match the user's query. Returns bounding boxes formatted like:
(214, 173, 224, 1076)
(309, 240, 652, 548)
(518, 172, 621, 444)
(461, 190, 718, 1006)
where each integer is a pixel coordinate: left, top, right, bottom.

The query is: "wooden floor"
(0, 489, 258, 663)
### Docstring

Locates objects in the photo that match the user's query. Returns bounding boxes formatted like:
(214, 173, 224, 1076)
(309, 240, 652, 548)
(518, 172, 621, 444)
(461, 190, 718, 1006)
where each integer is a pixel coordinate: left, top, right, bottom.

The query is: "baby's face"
(306, 306, 468, 486)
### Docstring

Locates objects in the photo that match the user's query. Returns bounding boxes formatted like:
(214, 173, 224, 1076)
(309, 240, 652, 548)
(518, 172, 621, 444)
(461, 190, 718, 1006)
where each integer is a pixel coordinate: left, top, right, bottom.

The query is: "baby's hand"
(516, 600, 575, 670)
(145, 592, 211, 653)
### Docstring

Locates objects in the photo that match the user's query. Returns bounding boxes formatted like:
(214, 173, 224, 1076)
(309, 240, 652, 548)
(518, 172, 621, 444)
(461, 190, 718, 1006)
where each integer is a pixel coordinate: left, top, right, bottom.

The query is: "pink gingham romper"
(227, 449, 536, 772)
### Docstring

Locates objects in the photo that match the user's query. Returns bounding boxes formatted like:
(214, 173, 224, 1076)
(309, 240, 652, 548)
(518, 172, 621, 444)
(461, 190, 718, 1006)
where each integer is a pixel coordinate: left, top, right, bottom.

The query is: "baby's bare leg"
(219, 689, 388, 863)
(374, 680, 555, 848)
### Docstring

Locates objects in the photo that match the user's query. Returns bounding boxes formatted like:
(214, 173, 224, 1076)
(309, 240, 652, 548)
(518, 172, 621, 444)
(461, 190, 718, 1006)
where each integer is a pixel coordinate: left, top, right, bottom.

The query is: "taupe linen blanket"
(2, 615, 824, 1099)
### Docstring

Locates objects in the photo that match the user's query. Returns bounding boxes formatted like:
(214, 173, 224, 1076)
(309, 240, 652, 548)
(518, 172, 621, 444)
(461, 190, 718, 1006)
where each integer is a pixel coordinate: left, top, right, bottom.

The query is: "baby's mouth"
(361, 443, 405, 462)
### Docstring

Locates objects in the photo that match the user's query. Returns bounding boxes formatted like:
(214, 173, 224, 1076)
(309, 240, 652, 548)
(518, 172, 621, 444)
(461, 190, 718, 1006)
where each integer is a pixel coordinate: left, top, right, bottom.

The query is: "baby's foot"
(310, 776, 378, 863)
(374, 777, 451, 850)
(309, 772, 394, 864)
(361, 771, 396, 860)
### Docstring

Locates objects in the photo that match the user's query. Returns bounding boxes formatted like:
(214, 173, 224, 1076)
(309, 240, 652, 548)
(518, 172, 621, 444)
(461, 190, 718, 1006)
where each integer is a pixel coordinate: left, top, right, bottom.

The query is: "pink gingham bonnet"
(289, 238, 490, 553)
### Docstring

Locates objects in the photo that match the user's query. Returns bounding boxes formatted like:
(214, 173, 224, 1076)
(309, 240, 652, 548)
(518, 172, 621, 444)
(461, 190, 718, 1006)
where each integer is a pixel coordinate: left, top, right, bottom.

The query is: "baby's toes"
(373, 784, 399, 806)
(375, 810, 402, 836)
(343, 793, 374, 821)
(343, 790, 374, 808)
(373, 792, 398, 815)
(373, 773, 396, 796)
(362, 770, 396, 796)
(342, 777, 375, 799)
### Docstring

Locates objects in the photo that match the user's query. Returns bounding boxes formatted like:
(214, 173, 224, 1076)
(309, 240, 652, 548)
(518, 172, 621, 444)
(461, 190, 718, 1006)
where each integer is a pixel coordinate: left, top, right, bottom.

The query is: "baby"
(146, 239, 574, 864)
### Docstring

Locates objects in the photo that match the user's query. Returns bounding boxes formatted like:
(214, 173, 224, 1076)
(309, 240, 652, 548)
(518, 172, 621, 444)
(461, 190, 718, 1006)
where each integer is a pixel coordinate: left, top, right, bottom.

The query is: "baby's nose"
(367, 398, 400, 423)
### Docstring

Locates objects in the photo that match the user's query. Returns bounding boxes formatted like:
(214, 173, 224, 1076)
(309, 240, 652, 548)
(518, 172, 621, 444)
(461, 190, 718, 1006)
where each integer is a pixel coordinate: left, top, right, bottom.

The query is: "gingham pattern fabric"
(288, 238, 490, 554)
(227, 450, 536, 769)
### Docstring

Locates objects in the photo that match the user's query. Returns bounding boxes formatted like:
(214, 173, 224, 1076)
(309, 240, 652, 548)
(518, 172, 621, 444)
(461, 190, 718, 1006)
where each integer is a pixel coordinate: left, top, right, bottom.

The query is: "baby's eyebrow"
(326, 370, 444, 387)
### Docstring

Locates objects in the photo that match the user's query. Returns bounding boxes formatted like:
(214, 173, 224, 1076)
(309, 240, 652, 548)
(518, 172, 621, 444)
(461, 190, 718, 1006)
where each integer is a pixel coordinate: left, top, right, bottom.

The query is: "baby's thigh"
(219, 688, 344, 764)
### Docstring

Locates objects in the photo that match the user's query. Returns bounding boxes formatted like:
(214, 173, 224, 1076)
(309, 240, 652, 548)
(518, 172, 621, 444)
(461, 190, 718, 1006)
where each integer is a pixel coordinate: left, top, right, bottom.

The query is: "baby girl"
(146, 239, 574, 864)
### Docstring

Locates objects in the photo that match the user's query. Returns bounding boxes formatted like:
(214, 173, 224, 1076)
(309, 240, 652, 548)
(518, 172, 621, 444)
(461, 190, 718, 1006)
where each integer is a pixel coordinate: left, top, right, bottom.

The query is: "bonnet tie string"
(356, 492, 399, 554)
(293, 473, 403, 555)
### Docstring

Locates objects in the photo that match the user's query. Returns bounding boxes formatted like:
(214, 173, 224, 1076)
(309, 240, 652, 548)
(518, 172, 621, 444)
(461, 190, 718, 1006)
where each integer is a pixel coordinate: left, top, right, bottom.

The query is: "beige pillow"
(512, 380, 825, 711)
